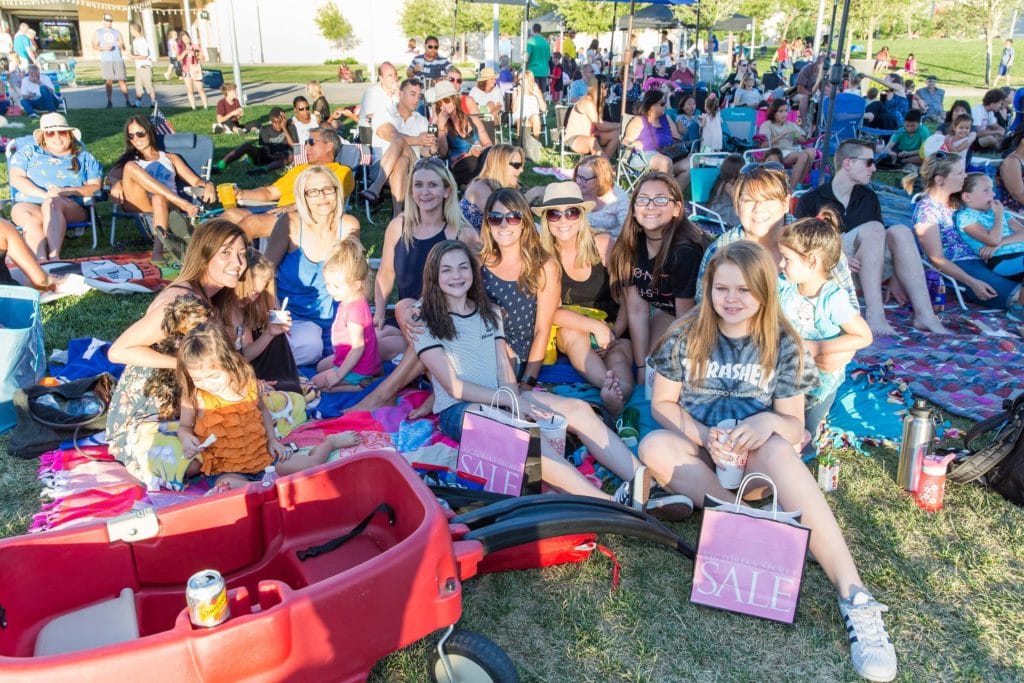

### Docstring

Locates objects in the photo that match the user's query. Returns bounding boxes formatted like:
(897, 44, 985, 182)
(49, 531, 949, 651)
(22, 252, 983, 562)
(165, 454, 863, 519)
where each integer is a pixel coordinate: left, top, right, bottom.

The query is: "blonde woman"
(461, 143, 528, 230)
(536, 182, 634, 415)
(574, 155, 629, 237)
(306, 80, 331, 125)
(511, 69, 547, 138)
(265, 166, 360, 365)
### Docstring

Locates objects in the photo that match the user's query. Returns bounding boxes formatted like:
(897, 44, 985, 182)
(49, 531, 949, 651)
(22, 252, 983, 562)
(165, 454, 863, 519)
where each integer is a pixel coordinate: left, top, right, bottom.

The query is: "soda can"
(186, 569, 230, 627)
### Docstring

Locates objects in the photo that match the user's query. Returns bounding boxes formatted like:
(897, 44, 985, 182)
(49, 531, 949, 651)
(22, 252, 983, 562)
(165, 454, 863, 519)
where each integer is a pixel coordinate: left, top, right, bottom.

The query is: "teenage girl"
(758, 99, 815, 191)
(639, 241, 897, 683)
(313, 239, 403, 391)
(177, 324, 329, 488)
(777, 211, 873, 436)
(608, 172, 708, 381)
(955, 173, 1024, 284)
(415, 240, 691, 518)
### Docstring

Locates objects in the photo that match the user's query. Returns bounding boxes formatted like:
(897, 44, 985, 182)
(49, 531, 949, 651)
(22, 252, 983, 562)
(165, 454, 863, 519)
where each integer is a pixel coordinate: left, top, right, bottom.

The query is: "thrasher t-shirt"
(649, 324, 819, 426)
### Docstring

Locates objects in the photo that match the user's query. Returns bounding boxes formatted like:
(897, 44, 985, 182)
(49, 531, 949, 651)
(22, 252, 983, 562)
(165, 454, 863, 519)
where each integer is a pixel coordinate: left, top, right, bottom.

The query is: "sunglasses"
(305, 137, 319, 146)
(738, 62, 749, 67)
(508, 161, 523, 170)
(295, 106, 309, 112)
(426, 44, 439, 50)
(44, 130, 70, 138)
(546, 207, 583, 222)
(413, 156, 447, 171)
(847, 156, 876, 167)
(634, 196, 674, 207)
(740, 161, 786, 175)
(127, 131, 148, 139)
(304, 187, 338, 198)
(486, 211, 524, 227)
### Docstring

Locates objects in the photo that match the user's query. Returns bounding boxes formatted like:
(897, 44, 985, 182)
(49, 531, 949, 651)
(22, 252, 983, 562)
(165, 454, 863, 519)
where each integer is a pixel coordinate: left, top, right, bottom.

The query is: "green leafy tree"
(400, 0, 527, 57)
(546, 0, 617, 35)
(940, 0, 1019, 84)
(314, 1, 358, 52)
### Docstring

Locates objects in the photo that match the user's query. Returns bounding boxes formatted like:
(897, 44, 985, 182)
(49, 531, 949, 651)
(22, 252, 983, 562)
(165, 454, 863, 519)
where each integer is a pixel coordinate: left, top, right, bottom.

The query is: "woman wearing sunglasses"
(431, 81, 493, 186)
(622, 90, 691, 192)
(107, 115, 215, 259)
(460, 144, 541, 231)
(537, 182, 635, 415)
(575, 155, 630, 237)
(9, 113, 102, 260)
(265, 165, 360, 365)
(609, 172, 710, 378)
(444, 66, 480, 117)
(758, 99, 816, 191)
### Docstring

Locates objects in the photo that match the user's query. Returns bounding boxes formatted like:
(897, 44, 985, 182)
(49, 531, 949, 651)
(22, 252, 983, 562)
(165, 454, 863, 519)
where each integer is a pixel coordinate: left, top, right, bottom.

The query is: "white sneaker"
(838, 589, 898, 682)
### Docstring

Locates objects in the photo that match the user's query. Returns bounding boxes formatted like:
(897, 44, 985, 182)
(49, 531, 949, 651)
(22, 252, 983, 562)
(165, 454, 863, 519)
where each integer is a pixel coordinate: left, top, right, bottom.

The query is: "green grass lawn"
(1, 104, 1023, 682)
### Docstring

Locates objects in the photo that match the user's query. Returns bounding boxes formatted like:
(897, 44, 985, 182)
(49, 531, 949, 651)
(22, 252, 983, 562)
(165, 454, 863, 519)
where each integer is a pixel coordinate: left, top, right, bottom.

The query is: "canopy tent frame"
(817, 0, 853, 185)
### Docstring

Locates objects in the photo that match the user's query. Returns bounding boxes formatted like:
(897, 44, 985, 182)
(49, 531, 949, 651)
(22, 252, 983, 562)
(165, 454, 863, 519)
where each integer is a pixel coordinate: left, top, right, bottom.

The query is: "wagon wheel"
(430, 628, 518, 683)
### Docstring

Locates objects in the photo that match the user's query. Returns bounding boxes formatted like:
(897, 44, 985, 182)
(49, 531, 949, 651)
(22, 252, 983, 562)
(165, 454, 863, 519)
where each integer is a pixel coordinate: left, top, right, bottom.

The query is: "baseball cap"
(103, 14, 113, 21)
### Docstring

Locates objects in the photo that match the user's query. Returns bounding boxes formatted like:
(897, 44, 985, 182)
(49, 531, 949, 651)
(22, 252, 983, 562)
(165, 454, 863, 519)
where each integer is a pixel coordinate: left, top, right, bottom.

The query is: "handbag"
(8, 373, 116, 459)
(457, 387, 541, 496)
(0, 285, 46, 433)
(658, 140, 690, 162)
(949, 393, 1024, 506)
(690, 473, 811, 624)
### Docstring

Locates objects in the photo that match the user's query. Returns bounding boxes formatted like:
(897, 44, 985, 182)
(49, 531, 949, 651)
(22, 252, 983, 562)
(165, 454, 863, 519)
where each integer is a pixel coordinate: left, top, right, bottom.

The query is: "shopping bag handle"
(490, 386, 521, 421)
(732, 473, 782, 519)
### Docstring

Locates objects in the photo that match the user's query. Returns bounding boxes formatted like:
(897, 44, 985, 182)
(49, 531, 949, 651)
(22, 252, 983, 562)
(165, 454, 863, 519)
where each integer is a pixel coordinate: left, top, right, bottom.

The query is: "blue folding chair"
(818, 92, 866, 153)
(687, 152, 731, 234)
(720, 107, 758, 152)
(3, 137, 99, 249)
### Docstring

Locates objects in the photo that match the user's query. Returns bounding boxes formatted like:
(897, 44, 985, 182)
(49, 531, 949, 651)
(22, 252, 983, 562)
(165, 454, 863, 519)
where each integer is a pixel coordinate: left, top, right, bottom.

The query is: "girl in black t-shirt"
(609, 172, 708, 380)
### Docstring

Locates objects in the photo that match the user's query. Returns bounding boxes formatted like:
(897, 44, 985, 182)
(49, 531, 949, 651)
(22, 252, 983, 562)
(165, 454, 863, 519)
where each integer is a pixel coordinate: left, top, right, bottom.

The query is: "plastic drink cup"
(216, 183, 237, 209)
(537, 414, 568, 460)
(715, 419, 744, 489)
(268, 297, 290, 325)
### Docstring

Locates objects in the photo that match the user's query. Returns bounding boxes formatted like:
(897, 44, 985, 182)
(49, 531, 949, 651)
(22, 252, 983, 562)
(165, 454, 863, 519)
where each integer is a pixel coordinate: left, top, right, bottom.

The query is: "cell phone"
(427, 123, 438, 137)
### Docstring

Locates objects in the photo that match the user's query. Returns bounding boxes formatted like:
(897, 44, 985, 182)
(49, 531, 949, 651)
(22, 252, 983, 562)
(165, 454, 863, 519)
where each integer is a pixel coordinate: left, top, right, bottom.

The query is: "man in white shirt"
(129, 23, 156, 108)
(18, 65, 59, 117)
(469, 68, 503, 119)
(360, 75, 436, 216)
(358, 61, 400, 155)
(972, 88, 1006, 150)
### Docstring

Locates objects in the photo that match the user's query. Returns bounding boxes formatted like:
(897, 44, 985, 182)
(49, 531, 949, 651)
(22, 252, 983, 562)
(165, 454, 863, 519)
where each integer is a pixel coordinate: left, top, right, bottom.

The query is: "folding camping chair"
(687, 152, 731, 235)
(816, 92, 867, 171)
(109, 133, 215, 245)
(4, 137, 99, 249)
(555, 104, 582, 170)
(720, 106, 758, 153)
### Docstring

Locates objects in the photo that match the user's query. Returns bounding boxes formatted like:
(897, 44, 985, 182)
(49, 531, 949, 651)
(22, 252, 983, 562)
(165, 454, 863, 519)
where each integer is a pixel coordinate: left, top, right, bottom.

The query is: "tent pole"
(818, 0, 852, 186)
(609, 1, 618, 72)
(453, 1, 459, 62)
(619, 0, 636, 127)
(692, 2, 701, 76)
(518, 2, 532, 147)
(815, 0, 840, 132)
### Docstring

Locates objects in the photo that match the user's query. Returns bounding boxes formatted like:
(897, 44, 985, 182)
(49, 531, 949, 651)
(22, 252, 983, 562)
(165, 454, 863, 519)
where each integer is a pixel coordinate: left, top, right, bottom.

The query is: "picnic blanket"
(9, 252, 175, 303)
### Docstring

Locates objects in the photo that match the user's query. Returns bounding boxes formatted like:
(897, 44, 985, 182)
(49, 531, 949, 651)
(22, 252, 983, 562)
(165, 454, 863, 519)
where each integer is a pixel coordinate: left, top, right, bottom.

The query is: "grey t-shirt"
(414, 308, 505, 414)
(649, 323, 819, 426)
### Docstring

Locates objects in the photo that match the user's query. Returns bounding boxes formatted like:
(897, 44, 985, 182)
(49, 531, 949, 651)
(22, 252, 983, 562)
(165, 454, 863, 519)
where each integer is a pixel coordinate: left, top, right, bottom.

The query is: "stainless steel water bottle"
(897, 399, 934, 492)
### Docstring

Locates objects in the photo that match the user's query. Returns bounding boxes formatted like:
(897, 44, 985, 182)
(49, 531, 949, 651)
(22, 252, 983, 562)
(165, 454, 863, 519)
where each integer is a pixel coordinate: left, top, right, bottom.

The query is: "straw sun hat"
(33, 113, 81, 146)
(531, 181, 595, 217)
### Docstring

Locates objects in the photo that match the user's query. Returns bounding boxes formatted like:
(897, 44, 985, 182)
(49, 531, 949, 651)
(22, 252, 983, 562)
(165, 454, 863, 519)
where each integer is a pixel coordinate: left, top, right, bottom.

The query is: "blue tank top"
(482, 266, 536, 361)
(276, 241, 336, 356)
(393, 222, 448, 300)
(447, 125, 479, 161)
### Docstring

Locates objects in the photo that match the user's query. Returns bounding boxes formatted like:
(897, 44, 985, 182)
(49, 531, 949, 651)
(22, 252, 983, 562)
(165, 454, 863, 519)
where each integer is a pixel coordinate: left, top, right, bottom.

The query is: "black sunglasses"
(426, 44, 439, 49)
(295, 106, 309, 112)
(127, 131, 147, 139)
(847, 156, 876, 167)
(740, 161, 786, 175)
(546, 207, 583, 222)
(486, 211, 524, 227)
(305, 137, 319, 146)
(508, 161, 524, 170)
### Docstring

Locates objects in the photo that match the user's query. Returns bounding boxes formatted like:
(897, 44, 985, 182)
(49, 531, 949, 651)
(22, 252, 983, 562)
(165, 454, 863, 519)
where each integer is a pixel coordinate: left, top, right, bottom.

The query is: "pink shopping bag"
(457, 387, 534, 496)
(690, 474, 811, 624)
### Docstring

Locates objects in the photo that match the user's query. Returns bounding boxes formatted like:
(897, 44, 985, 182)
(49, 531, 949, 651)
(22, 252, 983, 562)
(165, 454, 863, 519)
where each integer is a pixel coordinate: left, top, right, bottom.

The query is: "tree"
(400, 0, 526, 57)
(941, 0, 1019, 84)
(314, 2, 358, 53)
(546, 0, 617, 36)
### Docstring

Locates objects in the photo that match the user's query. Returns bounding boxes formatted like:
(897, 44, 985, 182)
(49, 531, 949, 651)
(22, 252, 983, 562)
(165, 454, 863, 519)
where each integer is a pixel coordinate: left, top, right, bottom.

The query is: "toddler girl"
(777, 211, 873, 436)
(941, 114, 976, 154)
(700, 93, 723, 152)
(313, 239, 403, 391)
(955, 173, 1024, 283)
(177, 324, 332, 487)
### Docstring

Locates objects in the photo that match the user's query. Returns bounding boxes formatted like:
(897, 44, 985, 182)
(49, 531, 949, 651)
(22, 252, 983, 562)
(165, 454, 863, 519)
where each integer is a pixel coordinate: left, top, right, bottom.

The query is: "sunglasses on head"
(740, 161, 786, 175)
(508, 161, 523, 170)
(546, 206, 583, 222)
(486, 211, 524, 227)
(413, 156, 447, 171)
(127, 131, 147, 139)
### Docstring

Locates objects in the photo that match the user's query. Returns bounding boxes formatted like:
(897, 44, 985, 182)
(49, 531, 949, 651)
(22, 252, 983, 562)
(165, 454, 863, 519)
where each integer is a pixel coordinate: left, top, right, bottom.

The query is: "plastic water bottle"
(260, 465, 277, 488)
(897, 399, 934, 492)
(915, 453, 957, 512)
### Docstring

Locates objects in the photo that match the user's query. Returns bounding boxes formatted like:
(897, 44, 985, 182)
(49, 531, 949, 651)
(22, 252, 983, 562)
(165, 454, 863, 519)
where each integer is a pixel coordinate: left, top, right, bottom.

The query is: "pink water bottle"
(914, 453, 956, 512)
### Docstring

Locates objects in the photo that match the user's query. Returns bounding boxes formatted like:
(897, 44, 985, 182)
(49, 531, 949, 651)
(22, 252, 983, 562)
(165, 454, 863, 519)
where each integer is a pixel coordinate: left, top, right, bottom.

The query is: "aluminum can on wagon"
(186, 569, 230, 627)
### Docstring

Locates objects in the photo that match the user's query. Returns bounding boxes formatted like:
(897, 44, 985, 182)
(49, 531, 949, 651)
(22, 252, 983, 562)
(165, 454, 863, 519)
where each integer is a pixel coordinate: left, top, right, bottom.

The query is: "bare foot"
(866, 313, 897, 337)
(600, 371, 625, 417)
(913, 316, 953, 335)
(408, 393, 435, 419)
(344, 393, 390, 414)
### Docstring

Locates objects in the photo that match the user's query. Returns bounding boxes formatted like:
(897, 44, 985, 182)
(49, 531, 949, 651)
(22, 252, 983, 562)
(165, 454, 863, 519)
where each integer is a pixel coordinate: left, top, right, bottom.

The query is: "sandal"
(359, 189, 380, 204)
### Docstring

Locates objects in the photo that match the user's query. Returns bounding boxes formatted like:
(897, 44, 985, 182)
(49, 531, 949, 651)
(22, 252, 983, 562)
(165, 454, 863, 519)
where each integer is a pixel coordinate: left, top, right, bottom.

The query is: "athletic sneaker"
(839, 589, 898, 682)
(644, 484, 694, 521)
(612, 464, 651, 510)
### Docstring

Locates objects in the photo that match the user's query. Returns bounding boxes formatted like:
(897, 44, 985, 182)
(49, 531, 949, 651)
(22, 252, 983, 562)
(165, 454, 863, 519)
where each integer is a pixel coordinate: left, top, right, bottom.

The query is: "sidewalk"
(62, 78, 372, 110)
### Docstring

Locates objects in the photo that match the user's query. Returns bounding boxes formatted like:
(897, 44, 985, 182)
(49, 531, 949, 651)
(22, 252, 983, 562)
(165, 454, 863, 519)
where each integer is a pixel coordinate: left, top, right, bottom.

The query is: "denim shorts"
(438, 401, 473, 441)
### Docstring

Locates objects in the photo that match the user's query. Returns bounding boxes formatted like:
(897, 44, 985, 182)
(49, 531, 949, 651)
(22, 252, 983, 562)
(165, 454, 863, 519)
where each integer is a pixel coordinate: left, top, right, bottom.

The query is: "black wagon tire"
(430, 629, 518, 683)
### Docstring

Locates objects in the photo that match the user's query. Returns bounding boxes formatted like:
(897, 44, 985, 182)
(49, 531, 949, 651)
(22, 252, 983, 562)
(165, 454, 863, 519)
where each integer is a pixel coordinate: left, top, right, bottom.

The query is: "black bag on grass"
(949, 393, 1024, 506)
(8, 373, 115, 459)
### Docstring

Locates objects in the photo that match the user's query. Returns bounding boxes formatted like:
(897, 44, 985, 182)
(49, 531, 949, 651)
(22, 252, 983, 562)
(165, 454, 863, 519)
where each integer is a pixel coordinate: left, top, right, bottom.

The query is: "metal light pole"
(227, 0, 244, 104)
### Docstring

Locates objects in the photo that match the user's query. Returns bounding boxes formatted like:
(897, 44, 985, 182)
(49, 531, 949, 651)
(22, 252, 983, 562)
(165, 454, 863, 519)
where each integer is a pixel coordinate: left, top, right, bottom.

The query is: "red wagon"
(0, 451, 515, 682)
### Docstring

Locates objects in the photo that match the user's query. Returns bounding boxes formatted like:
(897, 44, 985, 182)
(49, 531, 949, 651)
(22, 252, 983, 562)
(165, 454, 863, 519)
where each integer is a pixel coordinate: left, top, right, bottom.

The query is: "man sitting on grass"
(221, 126, 354, 239)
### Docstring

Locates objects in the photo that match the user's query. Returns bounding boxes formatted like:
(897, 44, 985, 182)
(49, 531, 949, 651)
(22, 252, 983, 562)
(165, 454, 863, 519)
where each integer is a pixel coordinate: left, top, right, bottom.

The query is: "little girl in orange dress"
(176, 323, 356, 487)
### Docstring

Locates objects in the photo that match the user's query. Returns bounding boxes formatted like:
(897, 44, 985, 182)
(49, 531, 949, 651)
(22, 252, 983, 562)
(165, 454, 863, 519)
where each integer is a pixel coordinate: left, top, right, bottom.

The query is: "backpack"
(948, 393, 1024, 506)
(8, 373, 116, 459)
